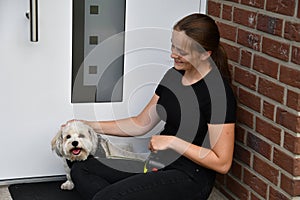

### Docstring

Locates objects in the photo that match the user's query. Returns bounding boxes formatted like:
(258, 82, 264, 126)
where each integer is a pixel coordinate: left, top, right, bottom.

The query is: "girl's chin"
(174, 63, 185, 69)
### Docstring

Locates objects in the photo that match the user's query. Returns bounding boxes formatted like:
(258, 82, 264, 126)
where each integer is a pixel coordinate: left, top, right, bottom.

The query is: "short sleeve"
(225, 84, 237, 123)
(199, 68, 237, 125)
(209, 80, 237, 124)
(155, 68, 175, 97)
(155, 84, 164, 97)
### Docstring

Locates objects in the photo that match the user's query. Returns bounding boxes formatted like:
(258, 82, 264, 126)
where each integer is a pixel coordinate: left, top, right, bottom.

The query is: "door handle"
(25, 0, 38, 42)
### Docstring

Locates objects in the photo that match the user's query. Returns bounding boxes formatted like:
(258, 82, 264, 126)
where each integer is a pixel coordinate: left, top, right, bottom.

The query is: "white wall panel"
(0, 0, 202, 182)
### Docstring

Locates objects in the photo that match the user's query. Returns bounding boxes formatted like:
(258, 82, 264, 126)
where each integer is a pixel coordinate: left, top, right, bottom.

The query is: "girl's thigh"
(92, 169, 207, 200)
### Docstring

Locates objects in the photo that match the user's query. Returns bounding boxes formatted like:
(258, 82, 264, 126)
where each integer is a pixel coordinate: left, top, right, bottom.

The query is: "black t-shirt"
(154, 67, 236, 183)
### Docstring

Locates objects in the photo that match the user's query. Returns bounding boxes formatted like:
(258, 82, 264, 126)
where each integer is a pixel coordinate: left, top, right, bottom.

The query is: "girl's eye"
(171, 44, 188, 56)
(179, 51, 187, 56)
(66, 135, 71, 139)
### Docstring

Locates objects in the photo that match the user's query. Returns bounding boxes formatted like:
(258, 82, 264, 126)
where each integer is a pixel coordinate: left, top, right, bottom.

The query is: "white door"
(0, 0, 203, 183)
(0, 0, 74, 181)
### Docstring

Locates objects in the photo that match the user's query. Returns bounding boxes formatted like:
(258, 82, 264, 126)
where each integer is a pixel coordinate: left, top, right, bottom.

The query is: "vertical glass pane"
(72, 0, 126, 103)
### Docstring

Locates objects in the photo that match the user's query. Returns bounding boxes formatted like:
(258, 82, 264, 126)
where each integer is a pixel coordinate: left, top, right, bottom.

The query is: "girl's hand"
(148, 135, 175, 152)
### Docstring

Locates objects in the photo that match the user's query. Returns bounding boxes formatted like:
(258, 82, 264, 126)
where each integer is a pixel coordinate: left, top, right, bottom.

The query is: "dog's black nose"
(72, 141, 79, 147)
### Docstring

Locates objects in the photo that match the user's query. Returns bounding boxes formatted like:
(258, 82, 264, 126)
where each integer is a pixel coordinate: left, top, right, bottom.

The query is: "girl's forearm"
(85, 117, 155, 137)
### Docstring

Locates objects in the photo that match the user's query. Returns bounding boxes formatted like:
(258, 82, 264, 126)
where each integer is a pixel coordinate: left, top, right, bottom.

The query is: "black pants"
(71, 157, 214, 200)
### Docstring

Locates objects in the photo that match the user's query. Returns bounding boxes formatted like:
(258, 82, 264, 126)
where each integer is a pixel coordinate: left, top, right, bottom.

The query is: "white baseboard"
(0, 175, 66, 186)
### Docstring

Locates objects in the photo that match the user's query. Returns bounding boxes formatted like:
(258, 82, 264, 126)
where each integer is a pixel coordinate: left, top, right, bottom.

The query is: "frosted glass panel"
(72, 0, 126, 103)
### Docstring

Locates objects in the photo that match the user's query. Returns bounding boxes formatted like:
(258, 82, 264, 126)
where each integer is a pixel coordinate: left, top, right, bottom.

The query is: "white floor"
(0, 185, 226, 200)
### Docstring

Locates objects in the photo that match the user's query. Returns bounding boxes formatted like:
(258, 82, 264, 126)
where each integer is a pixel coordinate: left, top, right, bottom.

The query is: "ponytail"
(211, 44, 231, 83)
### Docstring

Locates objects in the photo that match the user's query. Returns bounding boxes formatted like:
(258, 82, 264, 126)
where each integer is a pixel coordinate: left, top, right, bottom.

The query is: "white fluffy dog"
(51, 121, 98, 190)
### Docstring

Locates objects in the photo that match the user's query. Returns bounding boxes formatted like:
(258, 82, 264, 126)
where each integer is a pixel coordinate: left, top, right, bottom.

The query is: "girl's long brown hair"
(173, 13, 231, 82)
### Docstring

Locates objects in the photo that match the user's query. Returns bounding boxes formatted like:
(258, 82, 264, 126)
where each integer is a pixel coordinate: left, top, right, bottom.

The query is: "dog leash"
(143, 156, 165, 173)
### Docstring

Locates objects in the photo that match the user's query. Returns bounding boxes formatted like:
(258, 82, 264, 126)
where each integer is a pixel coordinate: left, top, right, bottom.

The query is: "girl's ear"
(200, 51, 212, 61)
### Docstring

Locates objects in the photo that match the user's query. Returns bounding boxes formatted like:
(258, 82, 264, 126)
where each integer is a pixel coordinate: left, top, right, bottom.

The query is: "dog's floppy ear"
(51, 129, 64, 157)
(88, 127, 99, 155)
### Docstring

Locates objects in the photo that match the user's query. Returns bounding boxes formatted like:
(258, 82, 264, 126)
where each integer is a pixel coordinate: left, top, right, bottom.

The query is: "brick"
(238, 88, 260, 112)
(234, 143, 251, 166)
(240, 49, 252, 68)
(216, 185, 235, 200)
(227, 176, 250, 199)
(257, 14, 283, 36)
(258, 77, 284, 103)
(280, 65, 300, 88)
(287, 90, 300, 111)
(234, 67, 257, 91)
(221, 42, 240, 62)
(284, 132, 300, 154)
(292, 46, 300, 64)
(222, 4, 233, 21)
(217, 22, 237, 42)
(253, 156, 279, 185)
(284, 21, 300, 42)
(262, 101, 275, 120)
(266, 0, 296, 16)
(276, 107, 300, 133)
(262, 37, 290, 61)
(238, 28, 261, 51)
(241, 0, 264, 8)
(269, 187, 290, 200)
(274, 148, 300, 176)
(281, 173, 300, 196)
(256, 117, 281, 145)
(230, 161, 242, 179)
(233, 7, 257, 28)
(216, 173, 226, 185)
(235, 125, 246, 143)
(247, 132, 272, 159)
(244, 168, 268, 198)
(207, 1, 221, 18)
(230, 72, 238, 94)
(253, 54, 279, 79)
(298, 1, 300, 18)
(237, 106, 254, 128)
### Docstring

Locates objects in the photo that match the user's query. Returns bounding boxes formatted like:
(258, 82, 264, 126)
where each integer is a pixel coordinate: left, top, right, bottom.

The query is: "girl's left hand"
(148, 135, 175, 152)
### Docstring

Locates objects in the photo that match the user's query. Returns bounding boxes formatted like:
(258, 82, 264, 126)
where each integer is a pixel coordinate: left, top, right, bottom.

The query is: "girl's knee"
(70, 161, 87, 180)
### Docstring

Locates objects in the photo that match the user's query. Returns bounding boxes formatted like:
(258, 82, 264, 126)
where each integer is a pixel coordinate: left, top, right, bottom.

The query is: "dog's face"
(51, 121, 98, 161)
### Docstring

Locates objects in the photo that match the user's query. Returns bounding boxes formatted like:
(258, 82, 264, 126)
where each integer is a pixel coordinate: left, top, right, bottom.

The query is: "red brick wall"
(207, 0, 300, 199)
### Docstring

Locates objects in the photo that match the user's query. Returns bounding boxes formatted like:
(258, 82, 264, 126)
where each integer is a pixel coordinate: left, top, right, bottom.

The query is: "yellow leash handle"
(143, 162, 148, 173)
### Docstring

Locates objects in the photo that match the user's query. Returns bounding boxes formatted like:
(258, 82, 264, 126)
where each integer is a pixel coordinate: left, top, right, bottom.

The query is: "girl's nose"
(171, 51, 179, 59)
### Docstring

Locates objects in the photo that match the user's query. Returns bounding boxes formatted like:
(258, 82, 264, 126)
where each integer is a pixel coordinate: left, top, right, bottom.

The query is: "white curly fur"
(51, 121, 98, 190)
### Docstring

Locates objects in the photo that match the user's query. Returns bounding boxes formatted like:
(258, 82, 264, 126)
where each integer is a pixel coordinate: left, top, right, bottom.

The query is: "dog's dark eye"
(79, 134, 85, 138)
(66, 135, 71, 139)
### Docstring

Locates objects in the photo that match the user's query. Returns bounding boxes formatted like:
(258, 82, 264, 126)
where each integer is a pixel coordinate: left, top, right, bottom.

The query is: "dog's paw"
(61, 180, 74, 190)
